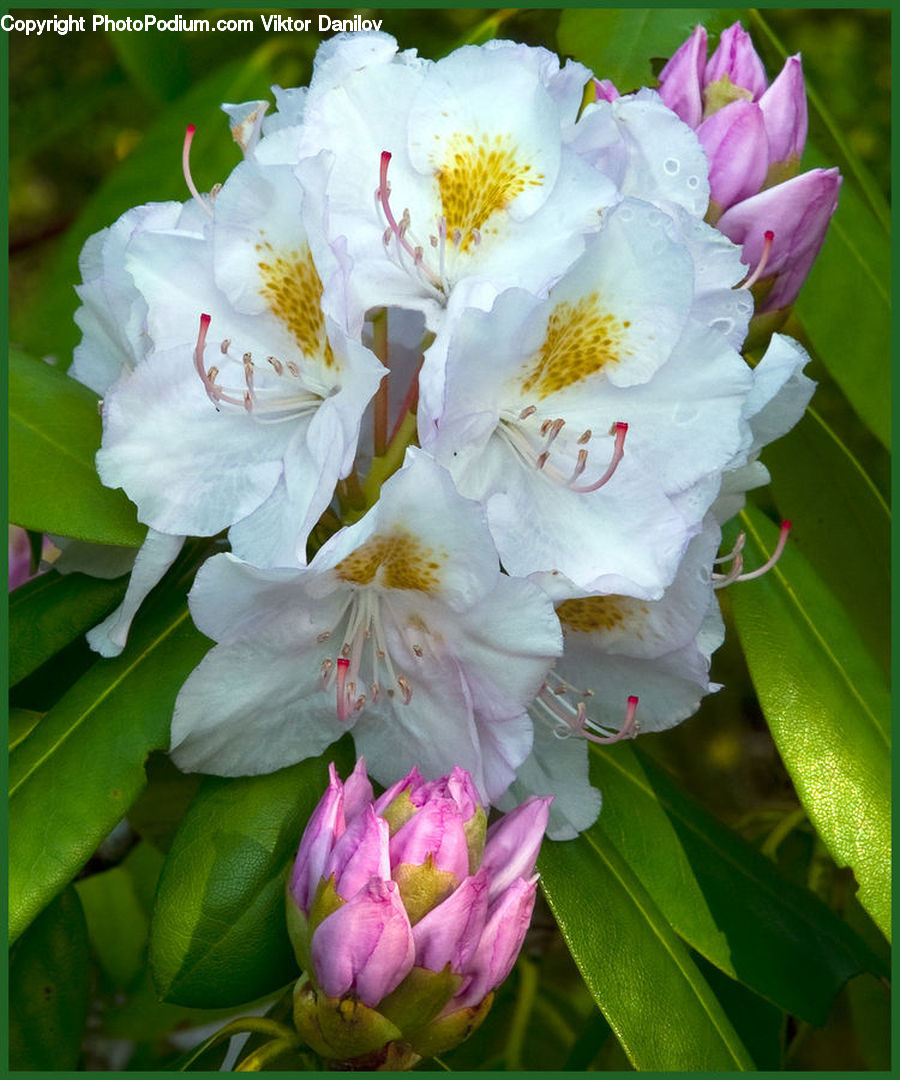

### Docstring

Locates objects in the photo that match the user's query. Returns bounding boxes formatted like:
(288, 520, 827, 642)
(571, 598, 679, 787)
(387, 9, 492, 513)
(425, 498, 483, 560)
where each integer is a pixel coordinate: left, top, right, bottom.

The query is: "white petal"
(86, 530, 184, 657)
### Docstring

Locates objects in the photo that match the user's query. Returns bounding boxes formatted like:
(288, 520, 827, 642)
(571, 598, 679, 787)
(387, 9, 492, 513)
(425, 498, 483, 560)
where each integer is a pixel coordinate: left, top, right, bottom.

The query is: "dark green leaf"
(9, 348, 146, 545)
(9, 887, 92, 1070)
(14, 56, 276, 363)
(127, 751, 204, 853)
(539, 827, 753, 1070)
(760, 407, 890, 672)
(76, 861, 152, 990)
(149, 738, 354, 1008)
(729, 507, 891, 939)
(8, 590, 210, 944)
(557, 8, 742, 91)
(588, 743, 885, 1023)
(9, 569, 128, 686)
(106, 23, 192, 102)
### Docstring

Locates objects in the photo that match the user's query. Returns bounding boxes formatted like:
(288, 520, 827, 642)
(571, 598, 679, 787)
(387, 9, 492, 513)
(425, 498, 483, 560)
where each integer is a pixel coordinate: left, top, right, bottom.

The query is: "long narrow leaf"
(729, 507, 890, 939)
(539, 827, 754, 1070)
(8, 591, 210, 943)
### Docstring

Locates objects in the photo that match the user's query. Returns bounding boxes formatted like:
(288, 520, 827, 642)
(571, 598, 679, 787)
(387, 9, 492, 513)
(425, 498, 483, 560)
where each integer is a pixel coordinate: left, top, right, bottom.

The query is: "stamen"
(519, 404, 537, 420)
(568, 421, 627, 493)
(733, 520, 791, 581)
(740, 230, 775, 290)
(534, 680, 640, 744)
(182, 125, 214, 218)
(714, 532, 746, 565)
(377, 151, 441, 287)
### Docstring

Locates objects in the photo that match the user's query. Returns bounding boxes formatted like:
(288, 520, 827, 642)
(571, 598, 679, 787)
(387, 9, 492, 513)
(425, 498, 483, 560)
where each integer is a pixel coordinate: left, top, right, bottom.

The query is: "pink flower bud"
(716, 167, 842, 311)
(657, 24, 707, 128)
(759, 55, 808, 166)
(697, 99, 770, 212)
(704, 22, 768, 101)
(311, 877, 416, 1006)
(480, 795, 552, 904)
(288, 759, 552, 1066)
(451, 876, 539, 1011)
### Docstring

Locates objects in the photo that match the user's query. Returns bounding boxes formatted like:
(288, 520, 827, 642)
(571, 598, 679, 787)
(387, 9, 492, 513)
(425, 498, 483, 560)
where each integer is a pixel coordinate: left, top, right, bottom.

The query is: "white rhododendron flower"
(77, 156, 385, 574)
(498, 521, 726, 839)
(421, 198, 755, 595)
(292, 33, 617, 329)
(170, 452, 562, 802)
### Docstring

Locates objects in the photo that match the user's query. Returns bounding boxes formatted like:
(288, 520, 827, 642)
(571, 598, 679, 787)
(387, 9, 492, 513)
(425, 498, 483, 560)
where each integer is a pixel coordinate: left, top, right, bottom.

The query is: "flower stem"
(506, 953, 539, 1070)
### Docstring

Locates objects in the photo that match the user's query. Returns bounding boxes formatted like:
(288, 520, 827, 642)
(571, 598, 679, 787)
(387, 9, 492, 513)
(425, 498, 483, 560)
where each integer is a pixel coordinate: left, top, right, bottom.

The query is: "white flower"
(421, 198, 755, 596)
(170, 452, 562, 803)
(291, 32, 616, 329)
(498, 521, 726, 839)
(78, 155, 385, 573)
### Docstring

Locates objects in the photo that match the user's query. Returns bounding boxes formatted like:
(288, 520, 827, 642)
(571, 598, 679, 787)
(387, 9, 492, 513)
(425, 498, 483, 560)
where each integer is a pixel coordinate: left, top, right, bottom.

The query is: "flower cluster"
(73, 28, 823, 840)
(286, 759, 549, 1067)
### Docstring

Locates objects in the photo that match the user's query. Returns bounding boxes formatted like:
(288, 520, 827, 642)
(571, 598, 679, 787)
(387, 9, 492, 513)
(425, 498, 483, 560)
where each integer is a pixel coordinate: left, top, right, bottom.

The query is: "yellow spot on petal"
(336, 531, 445, 593)
(437, 132, 543, 252)
(556, 595, 649, 635)
(521, 294, 632, 399)
(257, 243, 336, 368)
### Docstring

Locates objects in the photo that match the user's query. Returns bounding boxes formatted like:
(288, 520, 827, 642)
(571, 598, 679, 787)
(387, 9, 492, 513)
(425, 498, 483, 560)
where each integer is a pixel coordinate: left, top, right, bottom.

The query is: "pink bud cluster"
(602, 21, 841, 313)
(287, 758, 550, 1066)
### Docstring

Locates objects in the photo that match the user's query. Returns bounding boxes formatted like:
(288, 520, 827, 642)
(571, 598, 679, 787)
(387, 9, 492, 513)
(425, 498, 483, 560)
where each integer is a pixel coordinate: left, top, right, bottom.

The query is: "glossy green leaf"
(729, 506, 890, 939)
(8, 591, 210, 944)
(14, 56, 276, 363)
(149, 739, 354, 1008)
(589, 743, 884, 1023)
(9, 708, 43, 751)
(792, 157, 891, 450)
(760, 407, 890, 672)
(539, 827, 753, 1070)
(557, 8, 742, 91)
(9, 569, 128, 686)
(9, 348, 146, 545)
(9, 887, 92, 1070)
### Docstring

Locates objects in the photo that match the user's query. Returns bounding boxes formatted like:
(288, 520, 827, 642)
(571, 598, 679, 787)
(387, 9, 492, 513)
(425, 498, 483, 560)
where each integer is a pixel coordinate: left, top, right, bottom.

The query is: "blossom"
(287, 32, 617, 329)
(287, 758, 550, 1067)
(498, 521, 726, 839)
(651, 21, 838, 312)
(420, 197, 754, 596)
(170, 451, 561, 802)
(84, 156, 384, 570)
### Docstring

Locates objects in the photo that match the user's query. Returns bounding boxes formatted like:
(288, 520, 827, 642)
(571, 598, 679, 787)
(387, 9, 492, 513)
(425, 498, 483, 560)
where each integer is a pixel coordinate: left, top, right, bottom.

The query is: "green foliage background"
(7, 5, 891, 1072)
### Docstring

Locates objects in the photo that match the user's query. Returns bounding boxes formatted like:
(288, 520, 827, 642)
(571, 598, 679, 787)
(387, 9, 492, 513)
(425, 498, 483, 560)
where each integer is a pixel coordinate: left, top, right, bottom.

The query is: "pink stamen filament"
(377, 152, 441, 287)
(538, 682, 640, 744)
(714, 520, 791, 585)
(182, 125, 213, 218)
(740, 230, 775, 290)
(568, 422, 628, 493)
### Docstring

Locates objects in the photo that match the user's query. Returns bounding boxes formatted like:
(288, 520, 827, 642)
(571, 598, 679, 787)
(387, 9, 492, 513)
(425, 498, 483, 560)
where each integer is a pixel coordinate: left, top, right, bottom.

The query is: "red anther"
(569, 421, 627, 493)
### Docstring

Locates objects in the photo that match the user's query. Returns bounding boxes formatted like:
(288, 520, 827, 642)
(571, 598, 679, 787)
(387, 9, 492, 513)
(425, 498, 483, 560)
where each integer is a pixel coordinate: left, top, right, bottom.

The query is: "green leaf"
(9, 887, 92, 1070)
(149, 739, 354, 1008)
(8, 589, 210, 944)
(9, 569, 128, 686)
(9, 708, 43, 751)
(14, 56, 276, 363)
(588, 743, 884, 1023)
(539, 827, 753, 1070)
(74, 844, 165, 992)
(729, 506, 891, 939)
(760, 407, 890, 672)
(9, 348, 146, 545)
(557, 8, 742, 91)
(792, 159, 891, 450)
